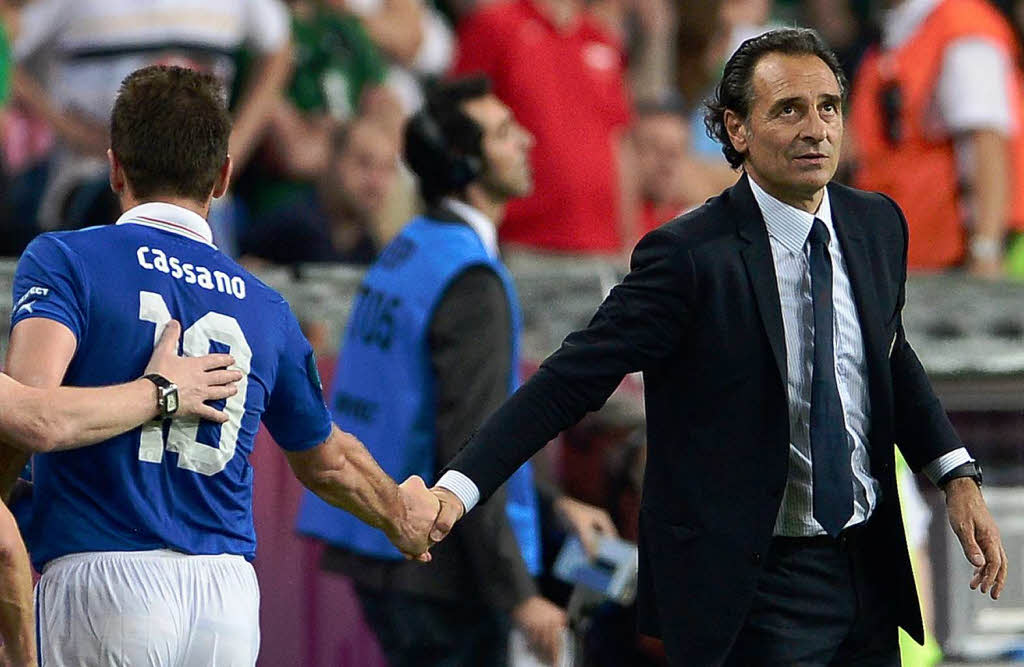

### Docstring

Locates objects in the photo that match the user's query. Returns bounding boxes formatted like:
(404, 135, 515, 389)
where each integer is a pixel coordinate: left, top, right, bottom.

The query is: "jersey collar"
(116, 202, 216, 248)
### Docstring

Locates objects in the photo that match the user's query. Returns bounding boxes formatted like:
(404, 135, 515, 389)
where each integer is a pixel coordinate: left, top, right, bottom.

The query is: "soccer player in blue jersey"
(1, 65, 440, 666)
(0, 319, 244, 666)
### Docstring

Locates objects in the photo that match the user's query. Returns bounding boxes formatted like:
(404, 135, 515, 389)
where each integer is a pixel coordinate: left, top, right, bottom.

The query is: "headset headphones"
(405, 103, 484, 193)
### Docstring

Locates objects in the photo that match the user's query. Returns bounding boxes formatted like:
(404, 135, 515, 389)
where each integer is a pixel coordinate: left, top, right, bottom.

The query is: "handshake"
(383, 476, 467, 562)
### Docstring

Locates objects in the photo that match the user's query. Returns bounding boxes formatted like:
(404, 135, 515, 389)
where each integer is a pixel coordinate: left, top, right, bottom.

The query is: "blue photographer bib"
(296, 216, 541, 574)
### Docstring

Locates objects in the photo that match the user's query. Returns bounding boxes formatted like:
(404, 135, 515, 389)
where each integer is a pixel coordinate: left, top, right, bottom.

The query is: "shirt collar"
(115, 202, 216, 248)
(882, 0, 941, 50)
(748, 175, 833, 254)
(442, 197, 499, 259)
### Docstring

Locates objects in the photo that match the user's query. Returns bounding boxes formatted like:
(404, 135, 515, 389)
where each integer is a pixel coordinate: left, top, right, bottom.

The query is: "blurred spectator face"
(332, 119, 399, 217)
(633, 112, 690, 205)
(728, 53, 842, 202)
(463, 94, 534, 201)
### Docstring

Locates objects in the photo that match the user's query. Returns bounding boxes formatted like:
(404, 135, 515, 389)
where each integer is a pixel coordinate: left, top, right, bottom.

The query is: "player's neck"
(120, 193, 212, 221)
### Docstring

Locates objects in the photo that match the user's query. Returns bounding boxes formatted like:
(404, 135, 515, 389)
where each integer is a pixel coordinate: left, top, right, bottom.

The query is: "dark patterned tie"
(807, 218, 853, 537)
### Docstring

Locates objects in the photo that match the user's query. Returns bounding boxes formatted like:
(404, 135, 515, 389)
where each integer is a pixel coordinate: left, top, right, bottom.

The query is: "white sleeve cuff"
(922, 447, 974, 486)
(436, 470, 480, 513)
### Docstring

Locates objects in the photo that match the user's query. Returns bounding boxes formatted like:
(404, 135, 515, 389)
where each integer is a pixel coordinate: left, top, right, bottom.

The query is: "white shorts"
(36, 550, 260, 667)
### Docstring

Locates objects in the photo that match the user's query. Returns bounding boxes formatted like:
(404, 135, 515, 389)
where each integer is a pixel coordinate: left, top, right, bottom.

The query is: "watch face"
(165, 389, 179, 415)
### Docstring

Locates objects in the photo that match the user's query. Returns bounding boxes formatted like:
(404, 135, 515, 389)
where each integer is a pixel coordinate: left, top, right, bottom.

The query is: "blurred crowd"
(2, 1, 1024, 663)
(1, 0, 1023, 279)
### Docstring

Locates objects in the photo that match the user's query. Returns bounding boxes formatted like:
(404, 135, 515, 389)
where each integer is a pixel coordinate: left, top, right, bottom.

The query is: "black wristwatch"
(938, 461, 983, 489)
(143, 373, 179, 418)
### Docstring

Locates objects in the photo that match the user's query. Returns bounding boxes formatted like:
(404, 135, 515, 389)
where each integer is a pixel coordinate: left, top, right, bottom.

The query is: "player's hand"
(388, 475, 440, 562)
(144, 320, 243, 423)
(945, 477, 1008, 599)
(513, 596, 567, 666)
(428, 485, 465, 544)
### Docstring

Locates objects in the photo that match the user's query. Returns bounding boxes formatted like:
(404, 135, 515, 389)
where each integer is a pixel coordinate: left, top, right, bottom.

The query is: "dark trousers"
(724, 526, 900, 666)
(355, 585, 511, 667)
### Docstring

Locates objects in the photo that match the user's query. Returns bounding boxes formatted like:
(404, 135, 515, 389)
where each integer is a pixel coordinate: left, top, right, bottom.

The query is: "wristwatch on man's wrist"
(143, 373, 179, 418)
(938, 461, 983, 490)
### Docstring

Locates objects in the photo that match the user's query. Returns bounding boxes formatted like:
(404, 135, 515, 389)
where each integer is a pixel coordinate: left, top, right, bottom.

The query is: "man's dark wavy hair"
(703, 28, 847, 169)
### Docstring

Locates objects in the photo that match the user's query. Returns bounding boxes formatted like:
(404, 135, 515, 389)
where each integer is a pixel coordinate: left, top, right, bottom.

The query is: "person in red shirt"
(452, 0, 633, 254)
(633, 97, 740, 234)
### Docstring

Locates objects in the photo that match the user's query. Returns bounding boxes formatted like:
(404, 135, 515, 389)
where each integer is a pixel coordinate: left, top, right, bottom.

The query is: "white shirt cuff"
(436, 470, 480, 513)
(922, 447, 974, 486)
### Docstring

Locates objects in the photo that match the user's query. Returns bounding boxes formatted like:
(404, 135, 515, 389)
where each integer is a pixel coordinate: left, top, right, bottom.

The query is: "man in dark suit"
(429, 28, 1007, 665)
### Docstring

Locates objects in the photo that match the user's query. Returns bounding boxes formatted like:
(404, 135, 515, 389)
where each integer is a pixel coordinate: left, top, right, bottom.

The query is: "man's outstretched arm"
(431, 229, 695, 539)
(0, 319, 242, 454)
(285, 425, 440, 560)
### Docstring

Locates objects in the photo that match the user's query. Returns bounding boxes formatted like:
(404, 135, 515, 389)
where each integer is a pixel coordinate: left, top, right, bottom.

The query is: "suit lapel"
(827, 186, 892, 440)
(734, 175, 788, 390)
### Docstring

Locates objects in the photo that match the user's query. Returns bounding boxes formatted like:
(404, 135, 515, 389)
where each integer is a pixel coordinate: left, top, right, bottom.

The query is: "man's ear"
(108, 149, 126, 194)
(724, 110, 748, 157)
(212, 155, 233, 200)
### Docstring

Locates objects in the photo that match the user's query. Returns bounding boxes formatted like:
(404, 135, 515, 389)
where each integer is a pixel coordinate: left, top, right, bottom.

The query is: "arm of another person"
(285, 424, 438, 559)
(962, 128, 1009, 277)
(260, 304, 438, 558)
(0, 318, 241, 495)
(0, 319, 240, 454)
(937, 37, 1015, 278)
(344, 0, 424, 67)
(0, 502, 33, 667)
(431, 229, 694, 537)
(884, 195, 1007, 599)
(429, 267, 566, 664)
(9, 0, 107, 156)
(231, 0, 295, 169)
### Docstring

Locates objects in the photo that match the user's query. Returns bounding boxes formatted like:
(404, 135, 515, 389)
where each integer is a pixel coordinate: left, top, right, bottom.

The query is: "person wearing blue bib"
(0, 65, 442, 667)
(296, 76, 618, 667)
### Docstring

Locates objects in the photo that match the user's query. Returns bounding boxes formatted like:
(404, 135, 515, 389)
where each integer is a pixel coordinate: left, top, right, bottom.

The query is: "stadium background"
(5, 0, 1024, 664)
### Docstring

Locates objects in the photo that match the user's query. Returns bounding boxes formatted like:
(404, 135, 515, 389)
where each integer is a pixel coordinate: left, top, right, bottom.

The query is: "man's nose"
(802, 111, 829, 142)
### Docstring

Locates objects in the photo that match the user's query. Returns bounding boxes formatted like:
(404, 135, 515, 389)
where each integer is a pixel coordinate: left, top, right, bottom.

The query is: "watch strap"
(938, 461, 982, 488)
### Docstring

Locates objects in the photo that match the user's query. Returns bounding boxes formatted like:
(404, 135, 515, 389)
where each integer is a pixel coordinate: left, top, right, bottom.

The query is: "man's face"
(726, 53, 843, 207)
(633, 112, 689, 205)
(462, 94, 534, 201)
(334, 121, 399, 217)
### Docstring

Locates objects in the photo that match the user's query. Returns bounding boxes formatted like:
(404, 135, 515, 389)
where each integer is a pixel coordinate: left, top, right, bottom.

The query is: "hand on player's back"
(144, 320, 243, 423)
(389, 475, 442, 562)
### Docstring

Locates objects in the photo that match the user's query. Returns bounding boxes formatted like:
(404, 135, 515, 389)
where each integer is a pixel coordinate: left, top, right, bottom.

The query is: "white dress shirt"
(440, 181, 973, 518)
(748, 178, 972, 535)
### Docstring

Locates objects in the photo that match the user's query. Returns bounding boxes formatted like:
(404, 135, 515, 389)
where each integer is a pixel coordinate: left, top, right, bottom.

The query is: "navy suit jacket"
(445, 174, 962, 665)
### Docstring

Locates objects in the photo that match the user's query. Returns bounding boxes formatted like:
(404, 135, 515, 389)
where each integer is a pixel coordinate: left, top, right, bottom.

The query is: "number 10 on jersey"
(137, 291, 251, 476)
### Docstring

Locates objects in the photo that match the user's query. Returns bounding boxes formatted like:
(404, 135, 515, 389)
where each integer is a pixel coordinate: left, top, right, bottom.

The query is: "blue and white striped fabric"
(750, 178, 878, 537)
(748, 178, 970, 536)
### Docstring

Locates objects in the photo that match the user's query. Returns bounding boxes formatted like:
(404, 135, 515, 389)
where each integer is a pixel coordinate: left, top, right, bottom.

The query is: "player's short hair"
(110, 65, 231, 202)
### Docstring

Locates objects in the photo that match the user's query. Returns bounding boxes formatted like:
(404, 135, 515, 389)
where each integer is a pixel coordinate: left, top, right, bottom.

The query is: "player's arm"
(0, 319, 241, 454)
(0, 502, 34, 666)
(285, 425, 439, 560)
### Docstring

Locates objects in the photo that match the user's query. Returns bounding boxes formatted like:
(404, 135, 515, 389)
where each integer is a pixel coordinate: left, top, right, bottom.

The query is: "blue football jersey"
(11, 208, 333, 569)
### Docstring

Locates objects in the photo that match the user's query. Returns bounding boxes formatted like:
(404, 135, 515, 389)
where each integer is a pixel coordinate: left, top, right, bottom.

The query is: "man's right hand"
(514, 595, 567, 666)
(144, 320, 242, 423)
(428, 485, 465, 544)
